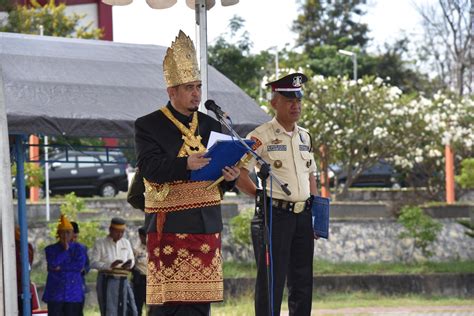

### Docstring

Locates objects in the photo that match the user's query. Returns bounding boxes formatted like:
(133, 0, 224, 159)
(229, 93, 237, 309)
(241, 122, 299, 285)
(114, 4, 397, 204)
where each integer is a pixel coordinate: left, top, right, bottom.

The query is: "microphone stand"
(214, 113, 290, 316)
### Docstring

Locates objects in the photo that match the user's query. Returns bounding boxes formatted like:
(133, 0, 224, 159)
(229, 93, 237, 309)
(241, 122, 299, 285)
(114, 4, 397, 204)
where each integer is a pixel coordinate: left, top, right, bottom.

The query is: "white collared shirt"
(90, 236, 135, 271)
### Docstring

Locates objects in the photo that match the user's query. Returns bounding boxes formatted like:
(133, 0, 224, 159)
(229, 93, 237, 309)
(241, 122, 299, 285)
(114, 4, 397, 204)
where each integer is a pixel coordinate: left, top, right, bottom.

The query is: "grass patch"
(223, 261, 257, 278)
(313, 292, 473, 309)
(221, 260, 474, 278)
(210, 292, 473, 315)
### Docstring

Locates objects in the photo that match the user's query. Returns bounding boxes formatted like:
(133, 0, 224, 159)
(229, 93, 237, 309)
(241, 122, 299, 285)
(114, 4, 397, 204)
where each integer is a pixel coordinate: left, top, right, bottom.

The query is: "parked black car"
(330, 161, 402, 188)
(46, 151, 129, 197)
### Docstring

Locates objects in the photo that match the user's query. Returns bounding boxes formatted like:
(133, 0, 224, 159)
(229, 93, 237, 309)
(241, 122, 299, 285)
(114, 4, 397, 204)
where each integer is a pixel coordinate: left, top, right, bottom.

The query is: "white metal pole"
(39, 25, 50, 222)
(0, 67, 19, 315)
(196, 0, 208, 112)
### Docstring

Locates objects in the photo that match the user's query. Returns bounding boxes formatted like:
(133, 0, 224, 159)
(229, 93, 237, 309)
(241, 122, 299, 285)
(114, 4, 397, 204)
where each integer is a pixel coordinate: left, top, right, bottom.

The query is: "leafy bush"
(11, 162, 44, 188)
(398, 206, 442, 260)
(229, 208, 253, 246)
(456, 158, 474, 189)
(49, 192, 105, 248)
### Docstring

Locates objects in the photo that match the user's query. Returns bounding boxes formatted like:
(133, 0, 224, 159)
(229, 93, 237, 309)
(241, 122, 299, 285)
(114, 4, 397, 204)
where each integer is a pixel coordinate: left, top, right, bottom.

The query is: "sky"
(112, 0, 433, 53)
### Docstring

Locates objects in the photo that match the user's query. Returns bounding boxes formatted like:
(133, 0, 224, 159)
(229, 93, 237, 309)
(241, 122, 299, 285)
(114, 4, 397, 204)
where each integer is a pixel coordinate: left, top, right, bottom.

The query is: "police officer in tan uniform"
(237, 73, 318, 316)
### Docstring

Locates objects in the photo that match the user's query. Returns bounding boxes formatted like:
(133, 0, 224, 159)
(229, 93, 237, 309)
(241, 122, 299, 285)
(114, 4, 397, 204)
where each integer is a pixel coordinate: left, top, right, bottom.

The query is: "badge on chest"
(267, 145, 287, 152)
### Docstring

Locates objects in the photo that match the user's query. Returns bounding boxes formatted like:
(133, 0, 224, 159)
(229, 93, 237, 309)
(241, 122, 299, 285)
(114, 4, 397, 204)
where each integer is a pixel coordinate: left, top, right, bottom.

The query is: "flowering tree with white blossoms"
(389, 92, 474, 199)
(300, 75, 414, 196)
(262, 69, 473, 200)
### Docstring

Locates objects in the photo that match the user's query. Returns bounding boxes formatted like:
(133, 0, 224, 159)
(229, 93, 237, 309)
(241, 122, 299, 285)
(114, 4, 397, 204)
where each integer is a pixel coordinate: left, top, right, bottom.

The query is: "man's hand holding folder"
(191, 139, 255, 182)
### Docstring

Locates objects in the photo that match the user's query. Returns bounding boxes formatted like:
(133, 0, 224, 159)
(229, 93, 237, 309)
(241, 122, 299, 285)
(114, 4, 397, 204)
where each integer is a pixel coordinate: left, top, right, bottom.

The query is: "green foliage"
(397, 206, 442, 260)
(229, 208, 253, 246)
(0, 0, 103, 39)
(60, 192, 85, 220)
(76, 222, 106, 249)
(52, 136, 105, 148)
(456, 158, 474, 189)
(208, 15, 269, 101)
(49, 192, 105, 248)
(292, 0, 369, 51)
(11, 162, 44, 187)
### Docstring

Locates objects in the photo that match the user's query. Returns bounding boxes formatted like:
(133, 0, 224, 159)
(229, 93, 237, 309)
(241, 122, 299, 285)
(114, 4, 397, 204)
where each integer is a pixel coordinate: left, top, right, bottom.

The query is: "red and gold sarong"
(146, 232, 223, 305)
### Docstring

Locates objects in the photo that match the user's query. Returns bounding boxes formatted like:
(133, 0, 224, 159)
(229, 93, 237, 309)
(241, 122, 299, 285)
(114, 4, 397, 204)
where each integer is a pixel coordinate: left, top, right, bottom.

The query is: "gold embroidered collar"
(161, 106, 206, 157)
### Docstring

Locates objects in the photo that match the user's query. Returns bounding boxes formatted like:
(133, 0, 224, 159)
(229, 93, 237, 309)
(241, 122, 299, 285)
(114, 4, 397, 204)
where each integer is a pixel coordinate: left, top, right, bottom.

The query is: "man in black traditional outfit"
(134, 30, 240, 316)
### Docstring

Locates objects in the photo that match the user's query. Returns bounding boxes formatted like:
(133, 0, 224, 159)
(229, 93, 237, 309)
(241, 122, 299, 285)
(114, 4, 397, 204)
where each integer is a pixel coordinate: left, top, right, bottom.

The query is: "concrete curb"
(224, 273, 474, 298)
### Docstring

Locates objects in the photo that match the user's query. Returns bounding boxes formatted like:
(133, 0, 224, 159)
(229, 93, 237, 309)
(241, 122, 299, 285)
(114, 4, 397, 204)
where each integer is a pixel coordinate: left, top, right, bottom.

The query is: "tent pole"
(1, 80, 19, 315)
(15, 135, 31, 316)
(196, 0, 208, 112)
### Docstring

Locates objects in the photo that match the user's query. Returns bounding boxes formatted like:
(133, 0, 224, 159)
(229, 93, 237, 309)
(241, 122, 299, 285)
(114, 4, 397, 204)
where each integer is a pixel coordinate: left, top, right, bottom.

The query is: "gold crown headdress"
(163, 30, 201, 87)
(57, 214, 73, 231)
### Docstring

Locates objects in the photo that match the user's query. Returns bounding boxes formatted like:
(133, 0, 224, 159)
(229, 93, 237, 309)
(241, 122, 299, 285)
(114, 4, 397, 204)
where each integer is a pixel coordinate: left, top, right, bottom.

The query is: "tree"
(390, 92, 474, 200)
(292, 0, 369, 52)
(415, 0, 472, 96)
(208, 15, 270, 100)
(0, 0, 103, 39)
(299, 74, 414, 196)
(292, 70, 473, 199)
(362, 39, 444, 96)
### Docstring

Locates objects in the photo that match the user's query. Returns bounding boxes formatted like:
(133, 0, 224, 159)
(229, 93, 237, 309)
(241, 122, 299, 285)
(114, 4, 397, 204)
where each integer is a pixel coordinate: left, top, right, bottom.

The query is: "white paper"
(207, 131, 235, 149)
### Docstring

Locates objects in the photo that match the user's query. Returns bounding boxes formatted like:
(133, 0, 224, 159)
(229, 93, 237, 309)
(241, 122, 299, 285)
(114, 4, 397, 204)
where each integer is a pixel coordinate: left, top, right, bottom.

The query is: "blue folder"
(191, 139, 255, 181)
(312, 195, 330, 239)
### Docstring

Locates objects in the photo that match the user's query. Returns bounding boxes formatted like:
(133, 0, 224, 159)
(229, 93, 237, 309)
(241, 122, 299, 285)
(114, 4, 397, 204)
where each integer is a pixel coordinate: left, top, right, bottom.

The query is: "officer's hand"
(187, 153, 211, 170)
(314, 233, 320, 240)
(222, 166, 240, 182)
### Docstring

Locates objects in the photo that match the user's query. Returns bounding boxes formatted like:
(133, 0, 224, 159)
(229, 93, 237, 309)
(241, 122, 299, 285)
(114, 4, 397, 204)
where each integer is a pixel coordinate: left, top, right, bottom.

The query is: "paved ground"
(279, 305, 474, 315)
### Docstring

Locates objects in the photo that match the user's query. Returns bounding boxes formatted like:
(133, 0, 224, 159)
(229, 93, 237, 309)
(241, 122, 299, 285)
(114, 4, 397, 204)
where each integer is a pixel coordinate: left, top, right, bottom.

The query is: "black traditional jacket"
(133, 102, 233, 234)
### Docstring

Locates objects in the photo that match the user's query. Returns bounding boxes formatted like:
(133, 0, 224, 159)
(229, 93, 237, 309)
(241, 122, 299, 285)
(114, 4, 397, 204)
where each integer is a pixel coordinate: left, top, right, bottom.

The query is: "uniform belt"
(269, 198, 308, 213)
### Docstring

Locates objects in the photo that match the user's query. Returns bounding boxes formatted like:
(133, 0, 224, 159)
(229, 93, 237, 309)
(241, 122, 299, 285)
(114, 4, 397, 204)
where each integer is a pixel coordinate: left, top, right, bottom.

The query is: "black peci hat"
(110, 217, 126, 230)
(71, 221, 80, 234)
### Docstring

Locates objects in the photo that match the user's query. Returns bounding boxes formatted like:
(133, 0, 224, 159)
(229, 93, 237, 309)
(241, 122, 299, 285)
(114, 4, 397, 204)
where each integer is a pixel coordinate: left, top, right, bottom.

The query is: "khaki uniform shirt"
(244, 118, 316, 202)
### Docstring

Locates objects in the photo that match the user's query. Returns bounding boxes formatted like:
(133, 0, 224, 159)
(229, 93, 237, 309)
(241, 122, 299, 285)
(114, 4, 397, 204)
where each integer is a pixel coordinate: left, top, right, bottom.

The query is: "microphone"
(204, 100, 230, 119)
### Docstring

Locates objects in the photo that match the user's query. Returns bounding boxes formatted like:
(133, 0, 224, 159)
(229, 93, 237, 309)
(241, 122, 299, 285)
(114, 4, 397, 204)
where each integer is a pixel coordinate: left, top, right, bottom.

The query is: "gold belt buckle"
(294, 202, 306, 213)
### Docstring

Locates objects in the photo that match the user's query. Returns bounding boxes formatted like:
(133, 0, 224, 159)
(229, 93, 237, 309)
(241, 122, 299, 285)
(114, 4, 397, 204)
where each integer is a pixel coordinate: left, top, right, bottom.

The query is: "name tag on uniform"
(267, 145, 287, 151)
(299, 145, 310, 151)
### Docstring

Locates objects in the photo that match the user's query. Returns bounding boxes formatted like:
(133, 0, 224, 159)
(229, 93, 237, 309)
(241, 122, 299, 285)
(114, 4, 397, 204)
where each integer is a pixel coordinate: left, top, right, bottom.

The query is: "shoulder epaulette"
(254, 121, 272, 134)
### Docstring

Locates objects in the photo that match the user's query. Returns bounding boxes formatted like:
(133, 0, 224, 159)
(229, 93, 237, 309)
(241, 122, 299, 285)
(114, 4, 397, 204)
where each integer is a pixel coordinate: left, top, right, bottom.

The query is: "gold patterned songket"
(146, 232, 223, 305)
(161, 107, 206, 157)
(144, 179, 221, 213)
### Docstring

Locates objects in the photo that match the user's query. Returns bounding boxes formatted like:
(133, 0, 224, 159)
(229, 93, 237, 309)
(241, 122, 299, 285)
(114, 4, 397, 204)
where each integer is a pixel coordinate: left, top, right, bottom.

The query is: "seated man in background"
(90, 217, 137, 316)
